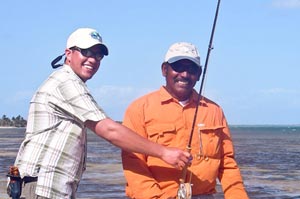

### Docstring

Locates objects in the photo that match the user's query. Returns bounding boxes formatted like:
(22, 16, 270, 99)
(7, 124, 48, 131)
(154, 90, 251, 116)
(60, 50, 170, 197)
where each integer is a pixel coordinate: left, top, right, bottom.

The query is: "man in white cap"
(122, 42, 249, 199)
(11, 29, 191, 199)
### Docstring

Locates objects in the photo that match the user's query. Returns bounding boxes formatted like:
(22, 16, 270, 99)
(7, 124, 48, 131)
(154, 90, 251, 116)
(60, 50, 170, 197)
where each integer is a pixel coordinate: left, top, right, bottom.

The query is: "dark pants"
(192, 194, 215, 199)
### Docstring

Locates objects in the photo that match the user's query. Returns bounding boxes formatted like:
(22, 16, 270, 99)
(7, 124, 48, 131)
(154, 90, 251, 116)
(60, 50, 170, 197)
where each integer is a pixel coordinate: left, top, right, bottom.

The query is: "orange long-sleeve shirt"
(122, 86, 249, 199)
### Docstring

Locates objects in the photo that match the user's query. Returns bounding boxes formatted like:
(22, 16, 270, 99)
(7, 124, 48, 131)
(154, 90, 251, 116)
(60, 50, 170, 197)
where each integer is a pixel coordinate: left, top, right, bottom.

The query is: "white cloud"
(91, 85, 153, 106)
(90, 85, 154, 120)
(272, 0, 300, 8)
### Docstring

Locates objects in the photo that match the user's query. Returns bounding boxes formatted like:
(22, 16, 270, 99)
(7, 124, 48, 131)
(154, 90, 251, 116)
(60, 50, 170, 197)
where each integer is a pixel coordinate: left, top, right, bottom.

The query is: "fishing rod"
(189, 0, 221, 150)
(177, 0, 222, 198)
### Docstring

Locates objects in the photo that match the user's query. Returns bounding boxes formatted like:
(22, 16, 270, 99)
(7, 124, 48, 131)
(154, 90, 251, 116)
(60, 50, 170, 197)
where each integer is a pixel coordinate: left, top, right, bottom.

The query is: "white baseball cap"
(67, 28, 108, 55)
(164, 42, 201, 67)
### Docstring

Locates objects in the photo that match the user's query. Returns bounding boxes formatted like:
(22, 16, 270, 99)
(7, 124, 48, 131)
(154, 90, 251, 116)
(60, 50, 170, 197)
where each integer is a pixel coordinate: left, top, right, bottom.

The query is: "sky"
(0, 0, 299, 125)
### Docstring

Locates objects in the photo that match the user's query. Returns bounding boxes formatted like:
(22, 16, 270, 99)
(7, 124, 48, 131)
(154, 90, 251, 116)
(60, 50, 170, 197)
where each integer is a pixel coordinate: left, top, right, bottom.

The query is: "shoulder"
(34, 66, 89, 102)
(200, 96, 225, 115)
(38, 66, 76, 89)
(201, 96, 220, 107)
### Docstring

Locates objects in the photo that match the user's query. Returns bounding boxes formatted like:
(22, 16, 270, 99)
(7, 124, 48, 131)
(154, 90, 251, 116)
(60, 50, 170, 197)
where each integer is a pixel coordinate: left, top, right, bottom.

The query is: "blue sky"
(1, 0, 299, 125)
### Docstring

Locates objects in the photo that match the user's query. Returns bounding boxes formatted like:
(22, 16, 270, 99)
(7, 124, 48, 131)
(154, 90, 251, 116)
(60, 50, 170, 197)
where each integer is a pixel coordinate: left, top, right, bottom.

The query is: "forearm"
(86, 118, 189, 168)
(219, 167, 248, 199)
(219, 151, 248, 198)
(86, 118, 165, 157)
(219, 127, 249, 198)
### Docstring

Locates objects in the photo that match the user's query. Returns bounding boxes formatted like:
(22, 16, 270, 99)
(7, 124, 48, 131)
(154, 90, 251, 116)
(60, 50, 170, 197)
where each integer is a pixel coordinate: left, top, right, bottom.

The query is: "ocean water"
(0, 126, 299, 199)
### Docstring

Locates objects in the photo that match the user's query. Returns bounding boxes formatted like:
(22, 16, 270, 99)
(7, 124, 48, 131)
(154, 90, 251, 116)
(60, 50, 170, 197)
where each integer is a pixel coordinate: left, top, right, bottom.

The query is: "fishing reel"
(177, 182, 192, 199)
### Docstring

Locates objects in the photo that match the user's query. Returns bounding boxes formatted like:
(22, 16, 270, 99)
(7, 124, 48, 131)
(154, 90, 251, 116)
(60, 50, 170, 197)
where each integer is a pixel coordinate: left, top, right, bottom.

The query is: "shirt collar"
(62, 64, 86, 83)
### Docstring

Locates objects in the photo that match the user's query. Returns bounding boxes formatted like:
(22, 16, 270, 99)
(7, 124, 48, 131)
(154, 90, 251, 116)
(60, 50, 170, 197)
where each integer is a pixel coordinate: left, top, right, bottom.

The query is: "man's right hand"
(161, 147, 192, 169)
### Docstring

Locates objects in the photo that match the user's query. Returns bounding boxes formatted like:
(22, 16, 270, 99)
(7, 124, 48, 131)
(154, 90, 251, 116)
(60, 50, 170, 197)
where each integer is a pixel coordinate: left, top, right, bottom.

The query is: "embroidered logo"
(90, 31, 102, 42)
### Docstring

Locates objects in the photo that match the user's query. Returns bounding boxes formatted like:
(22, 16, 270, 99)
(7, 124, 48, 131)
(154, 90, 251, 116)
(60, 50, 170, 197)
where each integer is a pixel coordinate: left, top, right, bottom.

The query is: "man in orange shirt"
(121, 42, 249, 199)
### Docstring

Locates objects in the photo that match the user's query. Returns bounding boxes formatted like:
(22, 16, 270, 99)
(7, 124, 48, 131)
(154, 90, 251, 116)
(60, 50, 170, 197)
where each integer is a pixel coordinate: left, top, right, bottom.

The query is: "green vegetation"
(0, 115, 27, 127)
(0, 115, 120, 128)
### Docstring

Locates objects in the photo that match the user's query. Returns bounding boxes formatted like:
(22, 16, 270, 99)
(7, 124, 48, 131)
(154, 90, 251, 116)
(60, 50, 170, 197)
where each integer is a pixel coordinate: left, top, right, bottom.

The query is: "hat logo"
(90, 31, 101, 42)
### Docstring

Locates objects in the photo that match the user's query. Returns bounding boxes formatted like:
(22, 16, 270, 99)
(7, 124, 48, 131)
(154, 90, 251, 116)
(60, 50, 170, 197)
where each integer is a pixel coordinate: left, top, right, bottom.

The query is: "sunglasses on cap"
(71, 46, 104, 61)
(168, 61, 200, 75)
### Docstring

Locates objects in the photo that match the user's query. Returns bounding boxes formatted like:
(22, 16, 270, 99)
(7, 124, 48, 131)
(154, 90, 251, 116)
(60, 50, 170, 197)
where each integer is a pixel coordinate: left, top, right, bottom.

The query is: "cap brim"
(167, 56, 201, 67)
(98, 44, 109, 56)
(78, 43, 109, 56)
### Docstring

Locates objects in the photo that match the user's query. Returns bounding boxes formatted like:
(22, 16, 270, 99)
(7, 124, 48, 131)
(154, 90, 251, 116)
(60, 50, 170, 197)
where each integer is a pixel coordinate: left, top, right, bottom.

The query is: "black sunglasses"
(71, 47, 104, 61)
(169, 62, 200, 74)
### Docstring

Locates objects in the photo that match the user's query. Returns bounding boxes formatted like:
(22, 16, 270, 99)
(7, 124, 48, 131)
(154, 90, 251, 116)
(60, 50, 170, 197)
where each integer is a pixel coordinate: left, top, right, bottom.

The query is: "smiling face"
(65, 45, 104, 82)
(162, 59, 202, 101)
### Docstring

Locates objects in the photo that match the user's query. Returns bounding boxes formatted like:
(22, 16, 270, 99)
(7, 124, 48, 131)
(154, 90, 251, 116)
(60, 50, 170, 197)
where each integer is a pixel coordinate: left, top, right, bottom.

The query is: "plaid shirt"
(15, 65, 107, 198)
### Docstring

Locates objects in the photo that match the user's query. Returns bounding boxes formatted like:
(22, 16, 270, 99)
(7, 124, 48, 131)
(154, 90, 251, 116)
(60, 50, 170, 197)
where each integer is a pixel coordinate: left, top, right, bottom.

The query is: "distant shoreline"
(0, 126, 26, 129)
(229, 124, 300, 128)
(1, 125, 299, 129)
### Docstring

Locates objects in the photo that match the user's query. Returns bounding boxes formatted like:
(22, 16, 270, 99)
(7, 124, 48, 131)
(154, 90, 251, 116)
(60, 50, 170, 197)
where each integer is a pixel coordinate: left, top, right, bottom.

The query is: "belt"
(23, 176, 38, 183)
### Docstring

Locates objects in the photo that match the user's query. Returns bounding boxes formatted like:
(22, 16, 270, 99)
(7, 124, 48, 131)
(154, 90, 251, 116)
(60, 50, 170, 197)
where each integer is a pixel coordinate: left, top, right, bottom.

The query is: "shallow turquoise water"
(1, 126, 299, 198)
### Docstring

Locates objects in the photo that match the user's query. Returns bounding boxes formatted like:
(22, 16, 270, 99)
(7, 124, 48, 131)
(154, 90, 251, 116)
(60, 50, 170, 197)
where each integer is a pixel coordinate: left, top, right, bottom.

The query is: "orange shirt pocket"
(197, 125, 225, 159)
(146, 124, 176, 146)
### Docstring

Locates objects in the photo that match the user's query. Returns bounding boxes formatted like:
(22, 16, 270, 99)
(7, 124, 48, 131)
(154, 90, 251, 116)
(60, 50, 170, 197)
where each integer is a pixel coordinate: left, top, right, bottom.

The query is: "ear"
(65, 48, 72, 64)
(196, 67, 202, 81)
(161, 62, 168, 77)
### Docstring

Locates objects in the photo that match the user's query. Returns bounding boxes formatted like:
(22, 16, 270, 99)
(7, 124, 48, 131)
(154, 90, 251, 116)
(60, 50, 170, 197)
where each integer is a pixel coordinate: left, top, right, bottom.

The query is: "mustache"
(174, 77, 192, 83)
